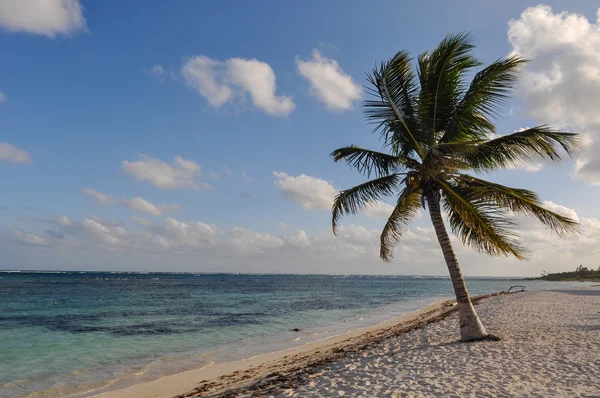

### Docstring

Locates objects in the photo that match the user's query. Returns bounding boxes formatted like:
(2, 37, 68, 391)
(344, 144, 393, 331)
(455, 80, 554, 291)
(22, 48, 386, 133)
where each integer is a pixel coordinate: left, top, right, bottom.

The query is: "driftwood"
(507, 285, 526, 292)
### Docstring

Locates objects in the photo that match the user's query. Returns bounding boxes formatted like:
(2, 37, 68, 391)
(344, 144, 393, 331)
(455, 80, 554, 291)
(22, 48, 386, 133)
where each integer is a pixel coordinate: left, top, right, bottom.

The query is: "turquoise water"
(0, 271, 590, 397)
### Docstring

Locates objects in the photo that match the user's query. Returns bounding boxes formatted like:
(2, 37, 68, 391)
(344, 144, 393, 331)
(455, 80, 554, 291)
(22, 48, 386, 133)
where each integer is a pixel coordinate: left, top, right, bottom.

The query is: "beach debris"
(291, 328, 300, 332)
(507, 286, 526, 292)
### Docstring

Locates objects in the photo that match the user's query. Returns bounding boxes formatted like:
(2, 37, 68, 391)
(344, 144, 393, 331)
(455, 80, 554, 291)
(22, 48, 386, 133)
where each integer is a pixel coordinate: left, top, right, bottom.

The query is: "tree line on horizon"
(538, 265, 600, 281)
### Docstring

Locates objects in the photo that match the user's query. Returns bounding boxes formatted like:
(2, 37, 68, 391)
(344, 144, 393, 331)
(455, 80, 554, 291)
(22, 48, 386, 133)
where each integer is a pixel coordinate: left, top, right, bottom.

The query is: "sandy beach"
(90, 287, 600, 398)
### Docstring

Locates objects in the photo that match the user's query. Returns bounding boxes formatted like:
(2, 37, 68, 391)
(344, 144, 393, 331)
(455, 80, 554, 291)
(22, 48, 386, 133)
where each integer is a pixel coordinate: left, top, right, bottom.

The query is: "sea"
(0, 271, 591, 397)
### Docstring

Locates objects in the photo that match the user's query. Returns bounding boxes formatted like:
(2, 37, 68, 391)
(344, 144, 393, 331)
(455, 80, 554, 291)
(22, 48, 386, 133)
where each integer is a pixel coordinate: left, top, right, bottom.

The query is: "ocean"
(0, 271, 590, 397)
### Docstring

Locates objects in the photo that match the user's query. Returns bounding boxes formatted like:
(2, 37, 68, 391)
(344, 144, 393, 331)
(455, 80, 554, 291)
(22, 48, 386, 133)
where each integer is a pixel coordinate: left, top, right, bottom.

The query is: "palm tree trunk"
(426, 190, 488, 341)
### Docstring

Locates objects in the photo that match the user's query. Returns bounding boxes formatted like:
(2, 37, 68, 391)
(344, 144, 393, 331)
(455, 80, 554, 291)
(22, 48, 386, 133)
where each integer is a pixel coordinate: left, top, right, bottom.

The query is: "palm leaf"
(454, 175, 580, 236)
(380, 187, 422, 261)
(364, 51, 424, 158)
(417, 33, 480, 144)
(438, 126, 580, 172)
(332, 173, 403, 234)
(442, 56, 527, 143)
(330, 146, 410, 178)
(437, 179, 526, 259)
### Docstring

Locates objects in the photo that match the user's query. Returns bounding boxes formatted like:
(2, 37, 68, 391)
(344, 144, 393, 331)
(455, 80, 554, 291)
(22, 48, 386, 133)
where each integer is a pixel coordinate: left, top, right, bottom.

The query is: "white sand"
(281, 288, 600, 397)
(92, 288, 600, 398)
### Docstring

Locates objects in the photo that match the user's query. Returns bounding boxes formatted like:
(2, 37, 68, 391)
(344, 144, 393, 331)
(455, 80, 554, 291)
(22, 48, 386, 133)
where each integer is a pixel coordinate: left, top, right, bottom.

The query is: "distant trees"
(540, 265, 600, 281)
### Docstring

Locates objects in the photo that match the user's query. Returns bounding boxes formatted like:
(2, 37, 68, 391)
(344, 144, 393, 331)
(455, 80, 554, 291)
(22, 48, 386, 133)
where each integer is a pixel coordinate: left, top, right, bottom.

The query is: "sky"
(1, 0, 600, 276)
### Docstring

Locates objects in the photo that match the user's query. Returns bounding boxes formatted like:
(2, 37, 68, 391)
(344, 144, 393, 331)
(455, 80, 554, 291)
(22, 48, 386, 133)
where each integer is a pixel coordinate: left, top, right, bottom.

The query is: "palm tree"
(330, 33, 580, 342)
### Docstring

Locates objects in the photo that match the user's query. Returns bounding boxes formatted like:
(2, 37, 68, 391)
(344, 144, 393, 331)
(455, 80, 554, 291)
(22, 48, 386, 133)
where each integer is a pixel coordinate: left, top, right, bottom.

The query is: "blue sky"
(1, 1, 600, 276)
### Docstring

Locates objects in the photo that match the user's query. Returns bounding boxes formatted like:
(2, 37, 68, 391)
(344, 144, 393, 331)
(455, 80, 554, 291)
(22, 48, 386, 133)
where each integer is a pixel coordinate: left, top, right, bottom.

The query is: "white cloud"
(228, 227, 284, 254)
(0, 143, 31, 163)
(83, 188, 179, 216)
(506, 161, 544, 173)
(122, 154, 208, 190)
(273, 172, 337, 210)
(158, 218, 217, 249)
(272, 171, 401, 218)
(508, 5, 600, 184)
(10, 228, 47, 246)
(81, 218, 121, 246)
(242, 170, 253, 182)
(146, 64, 176, 82)
(124, 197, 179, 216)
(90, 216, 122, 228)
(5, 200, 599, 276)
(206, 171, 220, 180)
(228, 58, 295, 116)
(148, 64, 165, 77)
(181, 56, 232, 107)
(181, 56, 295, 116)
(0, 0, 86, 38)
(363, 201, 396, 218)
(223, 165, 233, 176)
(129, 216, 152, 227)
(82, 188, 117, 205)
(0, 91, 5, 103)
(296, 50, 361, 110)
(542, 200, 579, 222)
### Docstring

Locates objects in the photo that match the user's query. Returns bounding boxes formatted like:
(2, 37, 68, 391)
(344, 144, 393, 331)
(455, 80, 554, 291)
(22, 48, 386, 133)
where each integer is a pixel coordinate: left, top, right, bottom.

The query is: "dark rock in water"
(291, 328, 300, 332)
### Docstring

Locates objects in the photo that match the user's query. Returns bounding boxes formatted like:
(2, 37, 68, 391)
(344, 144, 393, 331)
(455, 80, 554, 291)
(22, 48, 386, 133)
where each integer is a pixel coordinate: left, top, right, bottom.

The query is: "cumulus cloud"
(181, 56, 295, 116)
(273, 172, 338, 211)
(0, 0, 86, 37)
(82, 188, 179, 216)
(509, 162, 543, 173)
(129, 216, 152, 227)
(508, 5, 600, 184)
(0, 143, 31, 163)
(272, 171, 399, 219)
(296, 50, 361, 110)
(363, 201, 396, 218)
(122, 154, 209, 190)
(542, 200, 579, 222)
(10, 228, 47, 246)
(228, 227, 284, 254)
(4, 198, 598, 276)
(10, 214, 387, 261)
(181, 56, 232, 107)
(82, 188, 117, 206)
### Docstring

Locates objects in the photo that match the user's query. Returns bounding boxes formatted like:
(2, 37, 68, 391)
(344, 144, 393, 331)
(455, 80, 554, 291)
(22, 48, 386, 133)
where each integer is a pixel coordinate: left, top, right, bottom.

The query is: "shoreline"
(89, 292, 508, 398)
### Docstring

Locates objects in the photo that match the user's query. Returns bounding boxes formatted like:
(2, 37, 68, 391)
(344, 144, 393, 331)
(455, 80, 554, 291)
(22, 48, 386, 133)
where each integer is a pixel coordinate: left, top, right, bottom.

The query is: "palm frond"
(437, 179, 526, 259)
(442, 56, 527, 143)
(454, 175, 580, 236)
(330, 146, 414, 178)
(438, 126, 580, 172)
(417, 33, 481, 143)
(364, 51, 424, 158)
(332, 173, 403, 234)
(380, 187, 422, 261)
